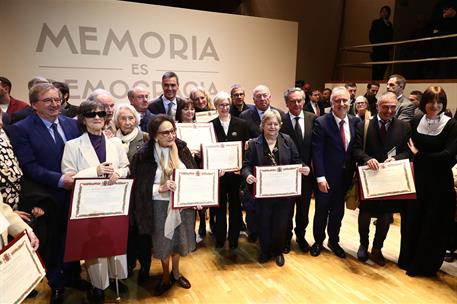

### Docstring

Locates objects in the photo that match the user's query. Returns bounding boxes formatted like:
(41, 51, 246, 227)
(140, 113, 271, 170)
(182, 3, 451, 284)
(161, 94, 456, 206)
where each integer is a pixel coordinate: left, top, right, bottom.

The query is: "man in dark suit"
(53, 81, 79, 118)
(364, 82, 380, 116)
(353, 92, 411, 266)
(0, 76, 30, 120)
(369, 5, 393, 80)
(304, 89, 325, 117)
(310, 87, 358, 258)
(239, 85, 285, 138)
(128, 85, 154, 131)
(387, 74, 416, 122)
(345, 82, 357, 115)
(229, 84, 254, 117)
(280, 88, 316, 253)
(147, 71, 184, 120)
(9, 83, 80, 303)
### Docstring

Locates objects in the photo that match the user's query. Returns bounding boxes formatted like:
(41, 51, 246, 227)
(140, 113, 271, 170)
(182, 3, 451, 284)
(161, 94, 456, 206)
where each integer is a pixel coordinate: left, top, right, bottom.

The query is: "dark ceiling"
(122, 0, 243, 14)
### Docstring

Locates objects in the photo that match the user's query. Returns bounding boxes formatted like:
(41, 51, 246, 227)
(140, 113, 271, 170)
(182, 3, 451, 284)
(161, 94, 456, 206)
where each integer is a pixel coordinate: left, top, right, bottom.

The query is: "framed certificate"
(202, 141, 242, 172)
(358, 159, 416, 200)
(195, 110, 218, 123)
(172, 169, 219, 208)
(70, 178, 133, 219)
(0, 232, 46, 304)
(176, 123, 217, 152)
(254, 164, 302, 198)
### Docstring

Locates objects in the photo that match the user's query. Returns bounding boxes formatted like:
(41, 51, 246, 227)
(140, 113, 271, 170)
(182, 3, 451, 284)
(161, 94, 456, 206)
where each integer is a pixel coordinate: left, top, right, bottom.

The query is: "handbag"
(345, 117, 369, 210)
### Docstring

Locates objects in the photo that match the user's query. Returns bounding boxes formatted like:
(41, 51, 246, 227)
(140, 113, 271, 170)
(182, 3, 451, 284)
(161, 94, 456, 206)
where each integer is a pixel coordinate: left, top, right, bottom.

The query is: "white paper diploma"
(255, 164, 302, 198)
(202, 142, 242, 172)
(195, 110, 219, 123)
(176, 123, 217, 152)
(358, 159, 416, 199)
(172, 169, 219, 208)
(70, 179, 133, 219)
(0, 232, 46, 304)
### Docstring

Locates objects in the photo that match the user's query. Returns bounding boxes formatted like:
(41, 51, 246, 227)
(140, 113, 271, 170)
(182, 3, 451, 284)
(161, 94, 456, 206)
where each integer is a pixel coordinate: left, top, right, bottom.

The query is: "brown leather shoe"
(371, 248, 386, 266)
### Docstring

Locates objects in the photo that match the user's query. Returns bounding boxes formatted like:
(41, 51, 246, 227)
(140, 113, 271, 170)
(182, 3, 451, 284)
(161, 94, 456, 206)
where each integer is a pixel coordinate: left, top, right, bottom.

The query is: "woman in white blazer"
(61, 99, 129, 304)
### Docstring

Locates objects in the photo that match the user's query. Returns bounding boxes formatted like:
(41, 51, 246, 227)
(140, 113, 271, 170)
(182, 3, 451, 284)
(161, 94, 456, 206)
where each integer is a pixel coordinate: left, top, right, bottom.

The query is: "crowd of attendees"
(0, 72, 456, 303)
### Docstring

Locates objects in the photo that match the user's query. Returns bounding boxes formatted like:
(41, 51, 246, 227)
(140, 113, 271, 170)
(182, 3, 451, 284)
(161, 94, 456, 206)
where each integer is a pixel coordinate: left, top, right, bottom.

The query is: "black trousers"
(286, 178, 312, 244)
(257, 198, 292, 256)
(127, 225, 151, 271)
(358, 210, 391, 249)
(212, 174, 242, 244)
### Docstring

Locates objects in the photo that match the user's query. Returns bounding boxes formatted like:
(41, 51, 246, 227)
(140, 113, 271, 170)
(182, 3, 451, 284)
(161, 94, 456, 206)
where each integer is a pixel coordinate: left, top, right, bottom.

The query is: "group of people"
(0, 71, 456, 304)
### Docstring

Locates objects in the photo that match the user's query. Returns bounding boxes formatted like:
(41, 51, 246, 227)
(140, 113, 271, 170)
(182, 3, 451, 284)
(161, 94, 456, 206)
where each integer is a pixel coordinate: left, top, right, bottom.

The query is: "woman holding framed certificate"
(210, 91, 250, 249)
(403, 86, 457, 276)
(130, 114, 197, 295)
(241, 109, 309, 267)
(61, 99, 130, 303)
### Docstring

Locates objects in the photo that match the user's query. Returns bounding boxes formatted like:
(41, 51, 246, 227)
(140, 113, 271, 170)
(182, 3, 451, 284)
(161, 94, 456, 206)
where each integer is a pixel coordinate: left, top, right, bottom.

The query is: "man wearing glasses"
(9, 83, 80, 304)
(128, 85, 154, 131)
(229, 84, 254, 117)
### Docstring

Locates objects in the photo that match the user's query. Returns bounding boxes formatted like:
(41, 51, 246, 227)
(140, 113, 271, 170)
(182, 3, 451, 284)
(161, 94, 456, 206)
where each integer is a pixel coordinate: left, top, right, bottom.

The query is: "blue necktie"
(51, 123, 65, 152)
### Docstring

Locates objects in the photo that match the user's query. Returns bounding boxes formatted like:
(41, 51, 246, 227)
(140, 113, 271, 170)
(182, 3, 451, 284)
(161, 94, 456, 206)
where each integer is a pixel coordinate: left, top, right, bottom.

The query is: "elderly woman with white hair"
(210, 91, 250, 249)
(354, 96, 371, 121)
(242, 109, 309, 267)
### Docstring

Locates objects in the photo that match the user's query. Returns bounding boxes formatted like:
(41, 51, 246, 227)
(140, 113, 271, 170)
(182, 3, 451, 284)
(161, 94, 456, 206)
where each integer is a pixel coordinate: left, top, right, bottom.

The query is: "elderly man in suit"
(9, 83, 80, 304)
(128, 85, 154, 132)
(310, 86, 358, 258)
(387, 74, 416, 122)
(148, 71, 184, 120)
(239, 85, 285, 138)
(353, 92, 411, 266)
(280, 88, 316, 253)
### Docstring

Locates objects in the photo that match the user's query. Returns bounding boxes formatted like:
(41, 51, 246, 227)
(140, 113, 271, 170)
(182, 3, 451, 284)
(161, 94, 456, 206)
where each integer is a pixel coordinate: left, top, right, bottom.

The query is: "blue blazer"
(9, 114, 80, 190)
(311, 113, 357, 188)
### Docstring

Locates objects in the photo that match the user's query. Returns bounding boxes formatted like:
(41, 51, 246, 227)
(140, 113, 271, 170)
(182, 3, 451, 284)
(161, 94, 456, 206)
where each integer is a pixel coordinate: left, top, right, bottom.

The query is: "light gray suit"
(395, 95, 416, 122)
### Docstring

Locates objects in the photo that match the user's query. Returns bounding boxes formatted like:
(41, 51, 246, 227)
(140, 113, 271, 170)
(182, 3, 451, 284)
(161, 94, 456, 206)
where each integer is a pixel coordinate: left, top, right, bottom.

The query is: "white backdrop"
(1, 0, 298, 109)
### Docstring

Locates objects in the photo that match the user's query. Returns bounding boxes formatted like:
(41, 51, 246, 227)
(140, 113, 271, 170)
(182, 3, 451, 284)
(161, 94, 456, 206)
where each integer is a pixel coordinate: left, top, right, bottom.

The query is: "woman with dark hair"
(130, 114, 197, 295)
(242, 109, 309, 267)
(401, 86, 457, 276)
(176, 98, 196, 123)
(62, 100, 130, 303)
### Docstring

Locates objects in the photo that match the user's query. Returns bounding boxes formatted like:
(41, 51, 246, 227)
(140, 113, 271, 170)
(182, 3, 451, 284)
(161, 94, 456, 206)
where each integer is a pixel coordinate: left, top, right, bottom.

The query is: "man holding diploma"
(353, 92, 411, 265)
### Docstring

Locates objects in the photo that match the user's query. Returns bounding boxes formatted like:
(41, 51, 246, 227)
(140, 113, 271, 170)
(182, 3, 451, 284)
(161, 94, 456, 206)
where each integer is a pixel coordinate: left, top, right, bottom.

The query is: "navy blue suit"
(311, 113, 357, 245)
(9, 113, 80, 289)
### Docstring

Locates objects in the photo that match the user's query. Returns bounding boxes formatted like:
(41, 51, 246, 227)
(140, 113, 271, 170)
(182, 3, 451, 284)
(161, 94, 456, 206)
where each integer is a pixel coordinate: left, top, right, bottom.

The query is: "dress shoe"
(297, 239, 310, 253)
(50, 288, 64, 304)
(258, 253, 270, 263)
(138, 267, 150, 283)
(371, 248, 386, 266)
(171, 273, 191, 289)
(87, 287, 104, 304)
(109, 279, 129, 293)
(310, 243, 322, 257)
(328, 242, 346, 258)
(357, 245, 369, 262)
(155, 280, 173, 296)
(275, 254, 285, 267)
(282, 242, 291, 254)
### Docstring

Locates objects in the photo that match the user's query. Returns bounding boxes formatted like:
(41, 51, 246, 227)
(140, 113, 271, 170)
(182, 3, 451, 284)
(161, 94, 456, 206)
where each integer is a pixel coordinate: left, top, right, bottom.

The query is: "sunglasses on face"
(83, 111, 107, 118)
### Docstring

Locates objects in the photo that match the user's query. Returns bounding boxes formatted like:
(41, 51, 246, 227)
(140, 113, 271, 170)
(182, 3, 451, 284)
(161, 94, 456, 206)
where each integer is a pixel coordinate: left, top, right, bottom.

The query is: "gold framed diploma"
(0, 232, 46, 304)
(202, 141, 242, 172)
(195, 110, 218, 123)
(70, 178, 133, 219)
(172, 169, 219, 208)
(176, 123, 217, 152)
(254, 164, 302, 198)
(358, 159, 416, 200)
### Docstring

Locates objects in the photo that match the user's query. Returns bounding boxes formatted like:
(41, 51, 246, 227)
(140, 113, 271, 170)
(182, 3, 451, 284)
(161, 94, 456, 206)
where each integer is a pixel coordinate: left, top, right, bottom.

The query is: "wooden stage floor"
(25, 201, 457, 303)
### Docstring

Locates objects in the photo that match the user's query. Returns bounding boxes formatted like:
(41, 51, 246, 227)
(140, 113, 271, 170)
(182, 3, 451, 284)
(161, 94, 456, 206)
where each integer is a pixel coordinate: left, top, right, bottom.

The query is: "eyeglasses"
(40, 97, 62, 104)
(83, 111, 107, 118)
(157, 128, 176, 136)
(218, 103, 230, 108)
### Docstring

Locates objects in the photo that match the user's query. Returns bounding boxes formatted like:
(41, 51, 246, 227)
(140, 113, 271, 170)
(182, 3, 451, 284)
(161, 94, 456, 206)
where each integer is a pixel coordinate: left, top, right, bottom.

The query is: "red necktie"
(315, 103, 320, 116)
(339, 120, 346, 150)
(379, 120, 387, 142)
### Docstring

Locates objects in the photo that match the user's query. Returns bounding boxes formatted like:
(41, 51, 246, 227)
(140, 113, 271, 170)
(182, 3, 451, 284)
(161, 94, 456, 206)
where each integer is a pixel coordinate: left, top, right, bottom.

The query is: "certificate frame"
(172, 169, 219, 209)
(254, 164, 302, 198)
(70, 178, 133, 220)
(176, 123, 217, 152)
(0, 231, 46, 304)
(358, 159, 416, 200)
(202, 141, 242, 172)
(195, 110, 218, 123)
